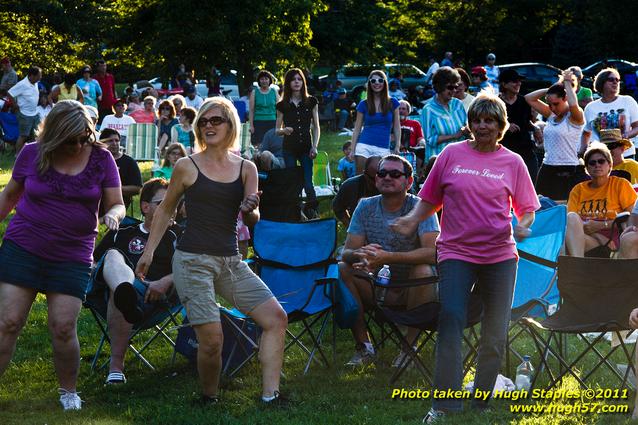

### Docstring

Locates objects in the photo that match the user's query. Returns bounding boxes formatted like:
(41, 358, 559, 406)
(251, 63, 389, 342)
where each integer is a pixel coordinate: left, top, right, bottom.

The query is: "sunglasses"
(606, 142, 622, 150)
(160, 106, 172, 111)
(587, 158, 608, 166)
(606, 77, 621, 83)
(197, 116, 228, 128)
(369, 78, 385, 84)
(64, 129, 94, 146)
(376, 169, 407, 179)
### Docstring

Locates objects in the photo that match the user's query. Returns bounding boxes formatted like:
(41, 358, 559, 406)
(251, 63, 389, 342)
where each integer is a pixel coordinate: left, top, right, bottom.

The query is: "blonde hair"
(467, 92, 510, 141)
(37, 100, 102, 174)
(193, 97, 240, 152)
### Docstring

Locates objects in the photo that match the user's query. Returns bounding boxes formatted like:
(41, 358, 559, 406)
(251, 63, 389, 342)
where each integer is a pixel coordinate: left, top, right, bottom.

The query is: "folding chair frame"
(86, 302, 184, 372)
(523, 320, 637, 390)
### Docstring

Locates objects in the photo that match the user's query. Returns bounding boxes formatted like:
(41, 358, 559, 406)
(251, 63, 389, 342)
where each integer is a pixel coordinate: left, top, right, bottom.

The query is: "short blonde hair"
(37, 100, 102, 174)
(193, 97, 240, 152)
(467, 92, 510, 142)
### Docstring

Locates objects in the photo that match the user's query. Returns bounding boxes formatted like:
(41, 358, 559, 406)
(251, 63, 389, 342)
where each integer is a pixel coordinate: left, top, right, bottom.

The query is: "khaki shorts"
(172, 250, 274, 325)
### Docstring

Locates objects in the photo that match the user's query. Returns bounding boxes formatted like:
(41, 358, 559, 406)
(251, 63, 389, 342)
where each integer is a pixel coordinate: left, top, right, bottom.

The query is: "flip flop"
(105, 371, 127, 384)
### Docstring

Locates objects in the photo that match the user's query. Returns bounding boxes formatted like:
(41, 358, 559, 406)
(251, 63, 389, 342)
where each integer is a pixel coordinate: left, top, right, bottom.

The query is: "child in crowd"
(36, 92, 52, 122)
(337, 140, 356, 180)
(170, 106, 196, 154)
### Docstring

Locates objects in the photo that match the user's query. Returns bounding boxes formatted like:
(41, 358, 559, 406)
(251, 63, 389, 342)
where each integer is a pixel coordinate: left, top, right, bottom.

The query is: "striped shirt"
(420, 96, 467, 159)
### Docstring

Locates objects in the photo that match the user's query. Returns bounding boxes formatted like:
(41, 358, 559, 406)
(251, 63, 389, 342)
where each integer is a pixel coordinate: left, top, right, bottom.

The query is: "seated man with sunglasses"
(87, 178, 182, 384)
(339, 154, 439, 366)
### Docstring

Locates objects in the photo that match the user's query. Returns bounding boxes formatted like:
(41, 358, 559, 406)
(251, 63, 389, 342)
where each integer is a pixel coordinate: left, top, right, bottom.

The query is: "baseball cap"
(471, 66, 487, 76)
(499, 69, 526, 83)
(82, 65, 91, 73)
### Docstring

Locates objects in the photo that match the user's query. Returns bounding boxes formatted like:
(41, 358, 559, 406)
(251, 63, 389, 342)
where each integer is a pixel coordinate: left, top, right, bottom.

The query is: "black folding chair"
(84, 289, 184, 372)
(523, 256, 638, 390)
(363, 273, 482, 384)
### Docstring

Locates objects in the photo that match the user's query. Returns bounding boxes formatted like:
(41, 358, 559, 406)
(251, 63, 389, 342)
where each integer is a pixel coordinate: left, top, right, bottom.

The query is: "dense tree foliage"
(2, 0, 638, 85)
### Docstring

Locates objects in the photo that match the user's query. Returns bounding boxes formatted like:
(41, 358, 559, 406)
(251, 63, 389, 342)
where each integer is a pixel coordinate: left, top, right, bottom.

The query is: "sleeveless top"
(253, 87, 277, 121)
(542, 112, 585, 166)
(175, 125, 194, 149)
(177, 157, 244, 256)
(58, 84, 78, 101)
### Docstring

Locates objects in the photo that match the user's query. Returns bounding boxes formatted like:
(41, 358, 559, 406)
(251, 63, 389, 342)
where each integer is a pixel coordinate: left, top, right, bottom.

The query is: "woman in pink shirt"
(393, 93, 539, 421)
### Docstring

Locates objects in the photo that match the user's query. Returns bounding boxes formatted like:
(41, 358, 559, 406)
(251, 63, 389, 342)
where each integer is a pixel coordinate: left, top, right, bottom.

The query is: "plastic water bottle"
(376, 265, 391, 303)
(515, 355, 534, 391)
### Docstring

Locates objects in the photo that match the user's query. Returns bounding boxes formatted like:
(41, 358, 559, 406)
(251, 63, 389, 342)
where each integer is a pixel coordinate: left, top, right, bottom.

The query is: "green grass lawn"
(0, 130, 636, 424)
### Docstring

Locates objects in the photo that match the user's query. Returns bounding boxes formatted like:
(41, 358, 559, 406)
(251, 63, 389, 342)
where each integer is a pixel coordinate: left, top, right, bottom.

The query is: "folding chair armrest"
(375, 275, 439, 289)
(297, 277, 338, 312)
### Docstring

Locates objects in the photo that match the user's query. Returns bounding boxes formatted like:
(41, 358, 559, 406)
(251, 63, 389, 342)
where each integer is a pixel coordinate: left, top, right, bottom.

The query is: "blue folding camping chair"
(505, 204, 567, 372)
(0, 112, 19, 152)
(252, 218, 338, 374)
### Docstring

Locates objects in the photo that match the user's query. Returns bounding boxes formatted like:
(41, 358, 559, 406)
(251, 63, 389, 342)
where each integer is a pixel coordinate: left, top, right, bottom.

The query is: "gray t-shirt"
(348, 194, 439, 279)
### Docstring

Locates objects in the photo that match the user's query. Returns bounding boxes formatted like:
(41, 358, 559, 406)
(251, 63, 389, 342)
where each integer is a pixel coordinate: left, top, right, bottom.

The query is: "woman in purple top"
(0, 100, 125, 411)
(392, 93, 539, 422)
(351, 70, 401, 174)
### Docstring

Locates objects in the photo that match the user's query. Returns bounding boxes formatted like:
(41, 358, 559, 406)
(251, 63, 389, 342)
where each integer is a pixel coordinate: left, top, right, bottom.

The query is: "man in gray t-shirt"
(339, 154, 439, 367)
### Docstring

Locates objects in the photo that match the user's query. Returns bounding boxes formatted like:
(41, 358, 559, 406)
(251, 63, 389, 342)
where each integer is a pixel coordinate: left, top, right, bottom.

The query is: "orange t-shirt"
(567, 175, 637, 220)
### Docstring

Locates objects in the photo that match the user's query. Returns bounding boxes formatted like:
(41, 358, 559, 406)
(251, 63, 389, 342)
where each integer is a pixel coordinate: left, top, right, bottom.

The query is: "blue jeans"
(336, 109, 349, 129)
(432, 258, 517, 412)
(283, 151, 317, 208)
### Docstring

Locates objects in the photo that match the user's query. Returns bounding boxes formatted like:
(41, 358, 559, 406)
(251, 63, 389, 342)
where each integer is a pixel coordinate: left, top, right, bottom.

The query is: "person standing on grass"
(0, 100, 125, 411)
(135, 97, 288, 406)
(275, 68, 321, 219)
(249, 70, 279, 147)
(350, 70, 401, 175)
(94, 60, 117, 121)
(7, 66, 42, 153)
(392, 93, 538, 422)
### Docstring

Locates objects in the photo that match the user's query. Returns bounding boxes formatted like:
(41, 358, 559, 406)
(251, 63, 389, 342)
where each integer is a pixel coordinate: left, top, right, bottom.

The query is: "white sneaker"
(345, 348, 375, 366)
(59, 388, 82, 411)
(423, 408, 445, 423)
(392, 346, 418, 368)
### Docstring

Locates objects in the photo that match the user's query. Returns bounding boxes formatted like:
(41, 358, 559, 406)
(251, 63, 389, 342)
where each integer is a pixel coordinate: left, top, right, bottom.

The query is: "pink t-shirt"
(418, 141, 540, 264)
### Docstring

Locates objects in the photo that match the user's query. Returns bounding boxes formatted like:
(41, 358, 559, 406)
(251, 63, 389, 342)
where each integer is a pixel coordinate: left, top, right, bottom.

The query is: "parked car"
(318, 64, 428, 94)
(581, 59, 638, 94)
(498, 63, 563, 94)
(133, 70, 240, 100)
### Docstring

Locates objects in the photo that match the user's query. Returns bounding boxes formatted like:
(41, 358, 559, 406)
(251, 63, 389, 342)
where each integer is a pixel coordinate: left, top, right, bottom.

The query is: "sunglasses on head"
(369, 78, 385, 84)
(606, 77, 621, 83)
(376, 169, 407, 179)
(197, 116, 228, 128)
(587, 158, 608, 166)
